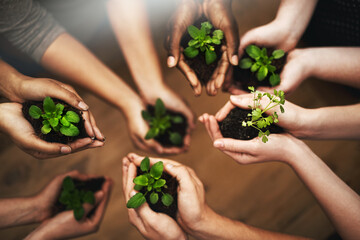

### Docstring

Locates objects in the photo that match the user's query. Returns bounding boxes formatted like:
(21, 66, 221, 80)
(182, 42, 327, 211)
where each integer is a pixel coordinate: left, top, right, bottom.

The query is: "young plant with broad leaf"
(184, 21, 224, 65)
(126, 157, 174, 209)
(58, 176, 95, 221)
(142, 98, 184, 146)
(28, 97, 80, 137)
(242, 86, 285, 143)
(239, 45, 285, 86)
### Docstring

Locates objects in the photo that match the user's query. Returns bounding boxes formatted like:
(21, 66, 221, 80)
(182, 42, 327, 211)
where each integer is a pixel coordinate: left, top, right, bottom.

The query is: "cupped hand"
(26, 173, 112, 240)
(0, 103, 103, 159)
(165, 0, 203, 95)
(141, 85, 195, 154)
(199, 113, 305, 164)
(122, 153, 188, 240)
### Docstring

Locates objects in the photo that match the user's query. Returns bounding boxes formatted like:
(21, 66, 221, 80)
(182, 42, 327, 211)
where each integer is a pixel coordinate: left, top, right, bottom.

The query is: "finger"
(183, 133, 191, 148)
(82, 190, 105, 219)
(127, 153, 181, 169)
(88, 111, 105, 141)
(161, 146, 185, 155)
(134, 200, 158, 225)
(224, 24, 239, 65)
(122, 157, 130, 193)
(208, 115, 223, 140)
(128, 209, 146, 232)
(141, 137, 165, 154)
(86, 140, 105, 149)
(125, 162, 137, 202)
(23, 136, 72, 156)
(202, 113, 215, 141)
(213, 138, 260, 154)
(214, 51, 230, 90)
(164, 164, 196, 193)
(81, 111, 96, 139)
(227, 86, 248, 95)
(68, 138, 93, 152)
(214, 101, 235, 121)
(178, 54, 202, 96)
(89, 179, 113, 224)
(167, 24, 184, 67)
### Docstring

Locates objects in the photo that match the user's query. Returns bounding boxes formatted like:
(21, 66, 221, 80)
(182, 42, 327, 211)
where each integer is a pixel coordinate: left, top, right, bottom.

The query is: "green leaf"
(60, 124, 80, 137)
(140, 157, 150, 172)
(248, 86, 255, 92)
(213, 29, 224, 40)
(184, 46, 199, 58)
(155, 99, 166, 118)
(161, 193, 174, 207)
(250, 63, 260, 72)
(147, 185, 152, 191)
(141, 110, 152, 121)
(201, 21, 213, 34)
(150, 161, 163, 180)
(261, 47, 267, 57)
(145, 127, 159, 140)
(60, 116, 70, 127)
(205, 49, 217, 65)
(150, 192, 159, 204)
(43, 97, 56, 114)
(55, 103, 64, 114)
(63, 176, 75, 191)
(246, 45, 261, 59)
(65, 111, 80, 123)
(41, 124, 52, 134)
(83, 191, 95, 205)
(267, 65, 276, 73)
(187, 25, 200, 39)
(188, 39, 199, 47)
(257, 66, 268, 81)
(48, 118, 59, 128)
(171, 116, 183, 124)
(59, 190, 71, 204)
(239, 58, 253, 69)
(29, 105, 42, 119)
(74, 207, 85, 221)
(211, 38, 221, 45)
(269, 74, 281, 86)
(262, 135, 268, 143)
(133, 175, 149, 186)
(169, 132, 182, 146)
(134, 185, 143, 191)
(251, 108, 262, 121)
(280, 105, 285, 113)
(272, 49, 285, 59)
(127, 192, 146, 208)
(153, 179, 166, 189)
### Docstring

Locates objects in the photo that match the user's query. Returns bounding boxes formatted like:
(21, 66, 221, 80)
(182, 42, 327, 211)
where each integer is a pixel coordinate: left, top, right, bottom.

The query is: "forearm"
(274, 0, 318, 44)
(106, 0, 164, 95)
(189, 206, 307, 240)
(303, 47, 360, 88)
(41, 33, 142, 115)
(288, 144, 360, 240)
(0, 197, 42, 228)
(300, 104, 360, 140)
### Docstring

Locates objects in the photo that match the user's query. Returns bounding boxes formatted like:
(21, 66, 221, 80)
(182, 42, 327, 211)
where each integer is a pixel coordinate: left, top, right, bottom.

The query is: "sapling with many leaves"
(126, 157, 174, 208)
(242, 86, 285, 143)
(184, 21, 224, 65)
(142, 98, 184, 146)
(59, 176, 95, 221)
(239, 45, 285, 86)
(28, 96, 80, 137)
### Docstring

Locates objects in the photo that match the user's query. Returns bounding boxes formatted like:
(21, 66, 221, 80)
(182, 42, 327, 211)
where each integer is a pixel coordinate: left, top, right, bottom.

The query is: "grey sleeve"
(0, 0, 66, 62)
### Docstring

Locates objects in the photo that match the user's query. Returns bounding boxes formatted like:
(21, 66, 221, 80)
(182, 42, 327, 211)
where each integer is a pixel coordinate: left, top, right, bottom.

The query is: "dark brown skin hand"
(165, 0, 203, 95)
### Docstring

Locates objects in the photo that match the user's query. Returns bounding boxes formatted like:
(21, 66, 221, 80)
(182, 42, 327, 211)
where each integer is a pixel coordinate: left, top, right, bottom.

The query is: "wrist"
(0, 68, 24, 102)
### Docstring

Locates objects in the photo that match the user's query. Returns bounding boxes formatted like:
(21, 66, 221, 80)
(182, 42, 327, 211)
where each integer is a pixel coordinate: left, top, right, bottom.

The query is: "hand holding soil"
(122, 153, 188, 240)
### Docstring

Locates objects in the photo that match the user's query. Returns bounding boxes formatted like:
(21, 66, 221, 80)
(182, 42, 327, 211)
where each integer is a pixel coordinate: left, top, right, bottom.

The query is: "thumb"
(229, 94, 254, 109)
(164, 164, 195, 192)
(167, 25, 183, 68)
(82, 191, 104, 220)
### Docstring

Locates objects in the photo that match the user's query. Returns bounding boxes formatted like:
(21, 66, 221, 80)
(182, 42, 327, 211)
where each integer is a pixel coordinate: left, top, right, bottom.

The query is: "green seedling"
(126, 157, 174, 208)
(29, 96, 80, 137)
(59, 176, 95, 221)
(242, 86, 285, 143)
(239, 45, 285, 86)
(142, 98, 184, 146)
(184, 21, 224, 65)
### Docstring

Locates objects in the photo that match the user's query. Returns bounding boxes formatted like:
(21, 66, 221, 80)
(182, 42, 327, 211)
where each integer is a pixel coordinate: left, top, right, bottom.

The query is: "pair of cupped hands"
(165, 0, 309, 96)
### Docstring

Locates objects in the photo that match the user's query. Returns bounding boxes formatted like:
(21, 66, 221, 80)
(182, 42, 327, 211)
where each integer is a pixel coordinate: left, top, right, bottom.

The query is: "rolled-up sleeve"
(0, 0, 65, 62)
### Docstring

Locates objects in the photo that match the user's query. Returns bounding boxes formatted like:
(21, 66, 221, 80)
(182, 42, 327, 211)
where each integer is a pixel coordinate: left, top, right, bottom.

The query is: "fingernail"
(78, 101, 89, 111)
(130, 191, 137, 197)
(60, 146, 71, 154)
(213, 140, 224, 148)
(166, 164, 173, 170)
(198, 116, 203, 122)
(91, 135, 95, 140)
(167, 56, 176, 67)
(231, 55, 239, 65)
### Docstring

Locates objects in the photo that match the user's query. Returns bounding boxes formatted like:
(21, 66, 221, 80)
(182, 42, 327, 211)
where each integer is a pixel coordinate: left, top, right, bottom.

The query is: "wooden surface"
(1, 0, 360, 239)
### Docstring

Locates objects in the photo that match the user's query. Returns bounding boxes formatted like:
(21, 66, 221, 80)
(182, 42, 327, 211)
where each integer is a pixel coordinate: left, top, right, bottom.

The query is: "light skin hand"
(165, 0, 203, 95)
(122, 153, 188, 240)
(26, 173, 112, 240)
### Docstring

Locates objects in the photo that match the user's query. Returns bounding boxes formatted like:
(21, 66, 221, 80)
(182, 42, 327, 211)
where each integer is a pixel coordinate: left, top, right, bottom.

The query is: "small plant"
(242, 86, 285, 143)
(127, 157, 174, 208)
(184, 21, 224, 65)
(58, 176, 95, 221)
(142, 98, 184, 146)
(28, 96, 80, 137)
(239, 45, 285, 86)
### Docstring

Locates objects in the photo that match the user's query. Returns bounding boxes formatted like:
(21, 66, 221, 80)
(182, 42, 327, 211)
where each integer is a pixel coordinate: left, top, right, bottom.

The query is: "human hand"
(122, 153, 188, 240)
(165, 0, 203, 95)
(26, 172, 112, 240)
(0, 103, 104, 159)
(141, 85, 195, 154)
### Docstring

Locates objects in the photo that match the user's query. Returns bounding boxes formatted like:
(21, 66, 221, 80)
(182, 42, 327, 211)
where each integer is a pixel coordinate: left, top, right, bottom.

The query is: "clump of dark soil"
(53, 177, 105, 215)
(22, 99, 88, 144)
(232, 46, 287, 91)
(180, 16, 225, 85)
(146, 105, 188, 147)
(219, 107, 284, 140)
(137, 167, 178, 220)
